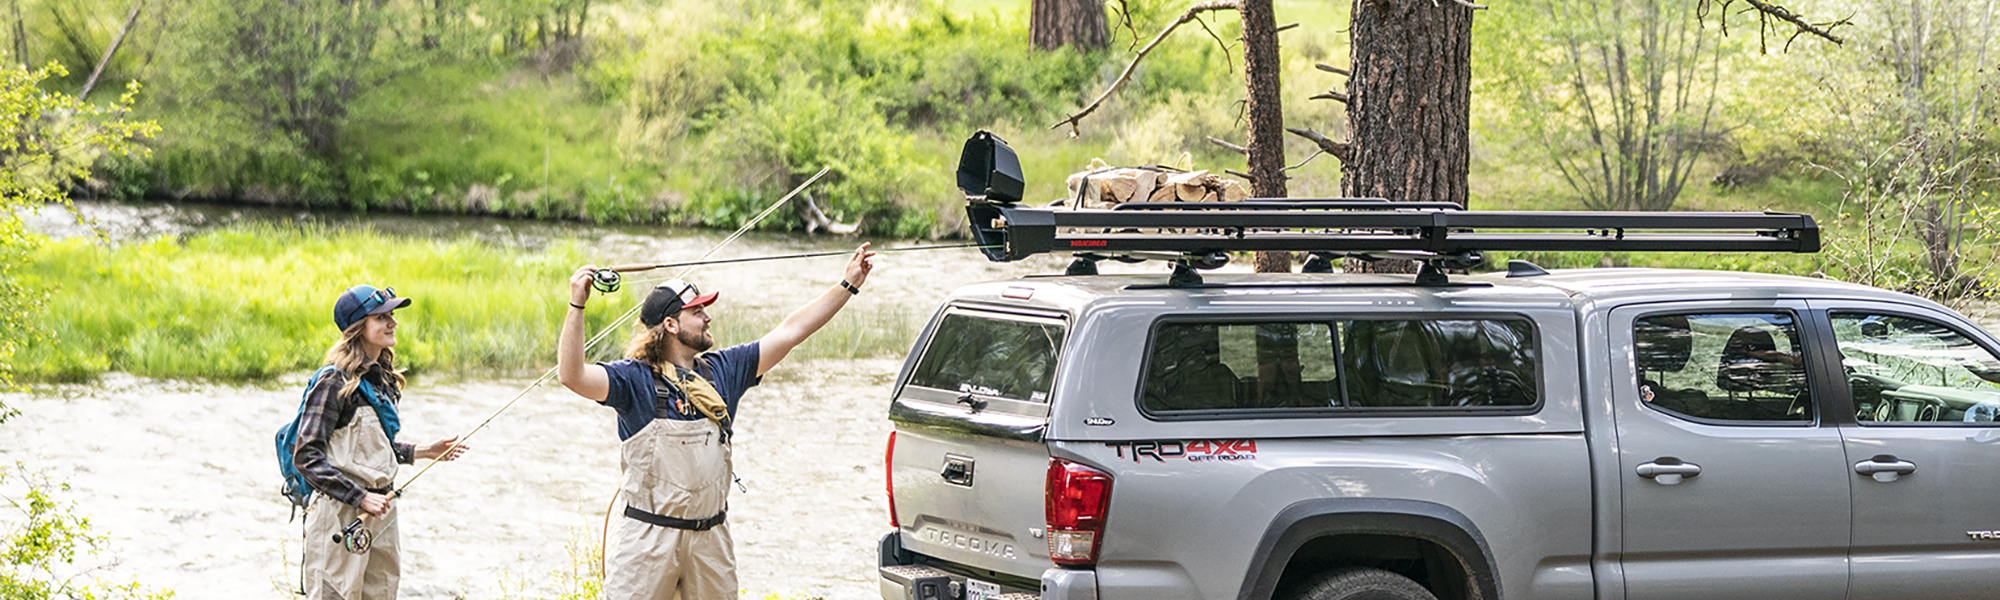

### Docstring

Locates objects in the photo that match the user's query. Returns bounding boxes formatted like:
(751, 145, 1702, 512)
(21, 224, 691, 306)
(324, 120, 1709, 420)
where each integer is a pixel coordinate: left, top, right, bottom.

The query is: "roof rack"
(963, 199, 1819, 286)
(949, 130, 1818, 286)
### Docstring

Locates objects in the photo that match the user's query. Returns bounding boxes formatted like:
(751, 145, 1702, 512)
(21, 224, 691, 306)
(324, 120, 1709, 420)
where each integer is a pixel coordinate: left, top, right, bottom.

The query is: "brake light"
(886, 431, 899, 528)
(1045, 458, 1112, 566)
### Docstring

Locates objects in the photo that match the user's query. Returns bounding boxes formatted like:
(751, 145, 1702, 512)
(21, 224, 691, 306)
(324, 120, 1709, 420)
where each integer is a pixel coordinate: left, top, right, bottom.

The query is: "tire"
(1286, 567, 1439, 600)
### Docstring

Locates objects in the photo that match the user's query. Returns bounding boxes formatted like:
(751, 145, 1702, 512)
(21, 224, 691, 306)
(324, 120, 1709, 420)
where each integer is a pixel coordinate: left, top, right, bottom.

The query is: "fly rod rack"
(962, 199, 1820, 286)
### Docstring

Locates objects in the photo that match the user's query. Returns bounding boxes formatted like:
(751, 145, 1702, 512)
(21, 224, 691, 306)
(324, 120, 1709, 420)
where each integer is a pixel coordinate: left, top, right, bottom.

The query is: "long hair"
(624, 322, 674, 375)
(324, 320, 407, 398)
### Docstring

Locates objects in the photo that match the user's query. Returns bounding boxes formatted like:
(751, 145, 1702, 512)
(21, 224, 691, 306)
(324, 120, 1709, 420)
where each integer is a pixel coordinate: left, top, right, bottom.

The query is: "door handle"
(940, 454, 975, 487)
(1637, 458, 1702, 485)
(1854, 455, 1917, 483)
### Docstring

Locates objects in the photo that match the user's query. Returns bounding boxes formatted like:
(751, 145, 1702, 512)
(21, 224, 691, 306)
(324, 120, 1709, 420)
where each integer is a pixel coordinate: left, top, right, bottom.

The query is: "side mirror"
(956, 130, 1025, 204)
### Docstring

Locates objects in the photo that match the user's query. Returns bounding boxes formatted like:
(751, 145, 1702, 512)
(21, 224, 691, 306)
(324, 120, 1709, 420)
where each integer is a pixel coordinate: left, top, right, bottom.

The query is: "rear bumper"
(877, 531, 1098, 600)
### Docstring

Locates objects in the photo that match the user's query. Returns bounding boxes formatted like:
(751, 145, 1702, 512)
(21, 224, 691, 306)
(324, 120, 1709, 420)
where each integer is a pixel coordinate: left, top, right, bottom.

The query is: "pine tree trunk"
(1241, 0, 1290, 273)
(1030, 0, 1108, 51)
(1342, 0, 1473, 274)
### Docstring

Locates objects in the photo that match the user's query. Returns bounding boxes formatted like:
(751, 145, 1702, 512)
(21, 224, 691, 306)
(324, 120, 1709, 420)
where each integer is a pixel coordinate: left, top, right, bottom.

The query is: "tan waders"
(605, 415, 735, 600)
(303, 408, 400, 600)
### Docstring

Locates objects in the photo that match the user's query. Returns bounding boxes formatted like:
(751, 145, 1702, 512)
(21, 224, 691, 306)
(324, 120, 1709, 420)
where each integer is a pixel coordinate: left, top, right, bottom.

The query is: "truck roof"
(942, 267, 1932, 316)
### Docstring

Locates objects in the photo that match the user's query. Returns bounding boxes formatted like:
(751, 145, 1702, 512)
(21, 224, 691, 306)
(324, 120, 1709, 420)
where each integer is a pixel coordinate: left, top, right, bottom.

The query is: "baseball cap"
(639, 279, 719, 328)
(334, 284, 413, 331)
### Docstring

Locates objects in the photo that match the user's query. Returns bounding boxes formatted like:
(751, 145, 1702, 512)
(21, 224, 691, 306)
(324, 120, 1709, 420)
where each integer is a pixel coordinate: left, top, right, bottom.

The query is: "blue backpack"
(275, 366, 400, 514)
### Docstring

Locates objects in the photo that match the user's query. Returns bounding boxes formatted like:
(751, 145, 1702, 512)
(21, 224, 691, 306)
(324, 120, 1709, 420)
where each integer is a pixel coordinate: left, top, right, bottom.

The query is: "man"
(556, 244, 876, 600)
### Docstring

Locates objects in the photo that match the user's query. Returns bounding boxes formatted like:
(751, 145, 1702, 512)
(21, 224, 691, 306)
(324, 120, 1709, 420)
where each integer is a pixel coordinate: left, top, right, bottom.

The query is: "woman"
(293, 284, 469, 600)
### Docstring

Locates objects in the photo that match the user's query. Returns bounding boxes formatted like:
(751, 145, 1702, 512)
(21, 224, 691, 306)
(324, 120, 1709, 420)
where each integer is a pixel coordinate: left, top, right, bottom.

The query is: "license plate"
(965, 578, 1001, 600)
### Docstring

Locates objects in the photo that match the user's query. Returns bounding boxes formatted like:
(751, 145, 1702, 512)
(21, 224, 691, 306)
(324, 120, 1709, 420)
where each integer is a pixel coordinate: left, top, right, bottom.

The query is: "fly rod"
(334, 167, 832, 553)
(589, 243, 996, 293)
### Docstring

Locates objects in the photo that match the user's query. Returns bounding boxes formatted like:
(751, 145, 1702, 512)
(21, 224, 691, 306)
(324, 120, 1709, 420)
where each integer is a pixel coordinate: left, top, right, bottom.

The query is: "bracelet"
(839, 279, 861, 295)
(569, 302, 587, 310)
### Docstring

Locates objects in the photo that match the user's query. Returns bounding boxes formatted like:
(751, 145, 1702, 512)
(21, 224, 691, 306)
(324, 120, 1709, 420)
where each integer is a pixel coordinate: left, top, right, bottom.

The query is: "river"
(3, 201, 1084, 600)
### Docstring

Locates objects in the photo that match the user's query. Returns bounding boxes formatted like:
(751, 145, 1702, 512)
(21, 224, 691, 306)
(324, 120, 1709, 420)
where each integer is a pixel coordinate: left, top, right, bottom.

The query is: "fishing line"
(333, 168, 832, 553)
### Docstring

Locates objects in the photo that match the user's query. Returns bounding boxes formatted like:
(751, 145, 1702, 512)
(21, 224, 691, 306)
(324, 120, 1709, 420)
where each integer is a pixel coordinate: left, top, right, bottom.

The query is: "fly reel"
(334, 518, 374, 554)
(592, 269, 623, 294)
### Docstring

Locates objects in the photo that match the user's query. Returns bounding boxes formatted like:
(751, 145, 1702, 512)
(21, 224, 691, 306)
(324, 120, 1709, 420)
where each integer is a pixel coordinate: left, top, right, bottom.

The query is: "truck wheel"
(1287, 567, 1439, 600)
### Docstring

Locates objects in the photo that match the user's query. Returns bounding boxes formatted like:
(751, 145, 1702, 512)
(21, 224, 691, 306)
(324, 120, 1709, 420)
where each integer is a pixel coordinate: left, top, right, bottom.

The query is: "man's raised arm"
(558, 265, 612, 401)
(758, 243, 877, 376)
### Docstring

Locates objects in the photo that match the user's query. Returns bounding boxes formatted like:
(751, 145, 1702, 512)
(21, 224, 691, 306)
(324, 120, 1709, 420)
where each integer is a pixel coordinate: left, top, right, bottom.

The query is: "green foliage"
(0, 62, 154, 402)
(14, 224, 594, 381)
(1477, 0, 1761, 212)
(0, 464, 174, 600)
(11, 222, 922, 382)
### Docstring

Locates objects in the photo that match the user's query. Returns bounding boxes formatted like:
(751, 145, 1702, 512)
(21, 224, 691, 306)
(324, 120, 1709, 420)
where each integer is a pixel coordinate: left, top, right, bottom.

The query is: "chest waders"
(604, 368, 738, 600)
(302, 406, 401, 600)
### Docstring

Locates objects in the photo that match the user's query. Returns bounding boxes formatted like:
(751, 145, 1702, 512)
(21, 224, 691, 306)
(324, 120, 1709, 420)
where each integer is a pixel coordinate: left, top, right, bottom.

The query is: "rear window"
(907, 311, 1067, 403)
(1143, 318, 1539, 414)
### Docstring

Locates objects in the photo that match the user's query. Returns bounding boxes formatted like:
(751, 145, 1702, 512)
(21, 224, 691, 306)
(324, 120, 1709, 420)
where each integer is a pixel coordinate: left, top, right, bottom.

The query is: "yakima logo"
(1105, 439, 1257, 463)
(920, 527, 1017, 559)
(1069, 240, 1108, 247)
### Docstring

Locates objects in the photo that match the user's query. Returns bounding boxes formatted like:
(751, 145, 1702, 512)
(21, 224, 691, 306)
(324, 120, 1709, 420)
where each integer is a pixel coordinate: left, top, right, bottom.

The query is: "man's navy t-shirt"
(597, 341, 761, 441)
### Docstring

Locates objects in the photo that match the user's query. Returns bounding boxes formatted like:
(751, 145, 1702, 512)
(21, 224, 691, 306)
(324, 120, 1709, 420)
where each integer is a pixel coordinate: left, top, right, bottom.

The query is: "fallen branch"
(1052, 0, 1242, 135)
(79, 0, 145, 101)
(1206, 135, 1249, 155)
(1284, 126, 1354, 164)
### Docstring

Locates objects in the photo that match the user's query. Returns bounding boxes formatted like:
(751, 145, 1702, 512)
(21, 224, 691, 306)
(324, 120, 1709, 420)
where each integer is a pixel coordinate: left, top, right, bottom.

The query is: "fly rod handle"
(602, 264, 660, 273)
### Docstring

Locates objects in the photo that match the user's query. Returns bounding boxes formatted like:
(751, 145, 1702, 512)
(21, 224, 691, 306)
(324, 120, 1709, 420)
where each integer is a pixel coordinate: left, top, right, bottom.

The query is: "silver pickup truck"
(873, 134, 2000, 600)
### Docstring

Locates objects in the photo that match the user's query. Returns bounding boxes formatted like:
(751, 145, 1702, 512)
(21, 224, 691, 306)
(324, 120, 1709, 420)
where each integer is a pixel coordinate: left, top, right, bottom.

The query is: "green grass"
(11, 224, 924, 383)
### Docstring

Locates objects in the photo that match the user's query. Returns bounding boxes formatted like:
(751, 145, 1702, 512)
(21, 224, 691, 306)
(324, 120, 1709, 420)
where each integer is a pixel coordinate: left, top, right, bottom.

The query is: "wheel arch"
(1235, 498, 1500, 600)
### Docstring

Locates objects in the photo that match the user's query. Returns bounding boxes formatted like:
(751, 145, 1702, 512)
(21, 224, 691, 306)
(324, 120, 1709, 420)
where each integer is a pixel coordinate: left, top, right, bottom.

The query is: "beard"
(677, 325, 714, 352)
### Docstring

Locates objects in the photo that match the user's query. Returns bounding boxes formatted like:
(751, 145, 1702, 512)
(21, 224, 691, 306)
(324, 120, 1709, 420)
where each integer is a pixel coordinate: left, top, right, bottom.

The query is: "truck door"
(1608, 303, 1850, 600)
(1810, 301, 2000, 600)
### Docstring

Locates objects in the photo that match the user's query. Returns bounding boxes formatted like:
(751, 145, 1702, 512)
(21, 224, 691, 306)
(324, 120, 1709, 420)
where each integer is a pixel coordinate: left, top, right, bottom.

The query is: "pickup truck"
(873, 134, 2000, 600)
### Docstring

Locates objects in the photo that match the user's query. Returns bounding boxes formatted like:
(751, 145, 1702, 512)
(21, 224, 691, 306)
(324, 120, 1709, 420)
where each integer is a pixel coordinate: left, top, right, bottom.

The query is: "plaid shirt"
(293, 362, 414, 507)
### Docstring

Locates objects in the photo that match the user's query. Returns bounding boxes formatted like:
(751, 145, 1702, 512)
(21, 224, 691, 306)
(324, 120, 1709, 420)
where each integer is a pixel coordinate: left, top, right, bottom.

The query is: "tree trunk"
(9, 0, 25, 66)
(1241, 0, 1290, 273)
(1030, 0, 1108, 51)
(1342, 0, 1473, 274)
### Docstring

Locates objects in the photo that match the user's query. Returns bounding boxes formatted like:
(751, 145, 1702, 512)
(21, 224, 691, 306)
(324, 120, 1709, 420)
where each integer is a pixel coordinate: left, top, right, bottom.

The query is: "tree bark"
(1241, 0, 1290, 272)
(1031, 0, 1109, 51)
(1342, 0, 1474, 273)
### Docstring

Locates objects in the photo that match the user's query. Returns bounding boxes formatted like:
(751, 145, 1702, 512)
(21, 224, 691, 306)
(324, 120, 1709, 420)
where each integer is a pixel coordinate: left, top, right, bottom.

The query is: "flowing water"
(3, 201, 1089, 600)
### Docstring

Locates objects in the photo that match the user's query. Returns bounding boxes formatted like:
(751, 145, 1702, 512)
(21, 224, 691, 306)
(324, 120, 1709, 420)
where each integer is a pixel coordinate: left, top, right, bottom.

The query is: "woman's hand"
(416, 435, 469, 461)
(359, 491, 394, 517)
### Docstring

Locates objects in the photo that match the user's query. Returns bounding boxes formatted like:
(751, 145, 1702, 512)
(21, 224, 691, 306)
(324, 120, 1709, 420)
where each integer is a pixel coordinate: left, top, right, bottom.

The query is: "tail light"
(1045, 458, 1112, 566)
(886, 431, 899, 528)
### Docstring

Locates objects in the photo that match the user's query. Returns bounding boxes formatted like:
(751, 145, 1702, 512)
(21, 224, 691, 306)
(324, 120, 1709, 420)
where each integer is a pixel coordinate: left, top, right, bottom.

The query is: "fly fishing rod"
(587, 243, 995, 293)
(334, 167, 832, 553)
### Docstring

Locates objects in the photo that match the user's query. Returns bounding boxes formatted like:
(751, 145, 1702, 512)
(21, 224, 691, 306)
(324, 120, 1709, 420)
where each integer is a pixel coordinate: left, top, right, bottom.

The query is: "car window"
(1143, 318, 1538, 413)
(1830, 312, 2000, 424)
(1633, 312, 1813, 423)
(907, 311, 1066, 403)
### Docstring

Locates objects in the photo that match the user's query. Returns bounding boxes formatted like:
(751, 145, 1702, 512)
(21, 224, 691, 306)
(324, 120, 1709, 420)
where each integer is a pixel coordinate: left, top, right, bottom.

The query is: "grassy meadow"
(14, 223, 924, 382)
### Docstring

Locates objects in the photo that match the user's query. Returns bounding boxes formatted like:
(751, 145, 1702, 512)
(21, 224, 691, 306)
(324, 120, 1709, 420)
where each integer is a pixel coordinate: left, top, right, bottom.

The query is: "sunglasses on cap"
(656, 280, 700, 305)
(343, 287, 397, 325)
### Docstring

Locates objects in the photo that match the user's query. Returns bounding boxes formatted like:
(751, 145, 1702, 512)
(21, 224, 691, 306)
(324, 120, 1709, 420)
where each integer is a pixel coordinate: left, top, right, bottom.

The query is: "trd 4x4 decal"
(1105, 439, 1258, 463)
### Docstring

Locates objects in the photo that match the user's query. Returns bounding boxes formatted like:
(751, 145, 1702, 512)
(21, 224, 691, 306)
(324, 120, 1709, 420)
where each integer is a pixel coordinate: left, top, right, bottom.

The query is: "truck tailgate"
(887, 305, 1068, 581)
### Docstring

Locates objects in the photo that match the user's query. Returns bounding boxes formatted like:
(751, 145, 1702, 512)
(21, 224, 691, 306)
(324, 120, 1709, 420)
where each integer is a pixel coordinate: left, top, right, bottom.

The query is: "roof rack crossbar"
(966, 202, 1819, 262)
